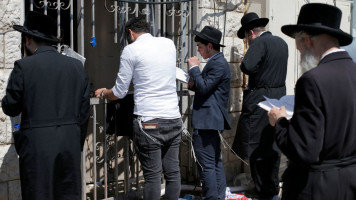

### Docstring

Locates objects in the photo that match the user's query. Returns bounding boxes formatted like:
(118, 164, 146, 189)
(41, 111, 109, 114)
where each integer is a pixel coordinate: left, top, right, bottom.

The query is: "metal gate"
(25, 0, 196, 199)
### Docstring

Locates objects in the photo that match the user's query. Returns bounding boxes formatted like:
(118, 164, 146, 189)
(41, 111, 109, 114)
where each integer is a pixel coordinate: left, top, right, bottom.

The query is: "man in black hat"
(268, 3, 356, 200)
(2, 11, 90, 200)
(231, 12, 288, 200)
(188, 26, 231, 200)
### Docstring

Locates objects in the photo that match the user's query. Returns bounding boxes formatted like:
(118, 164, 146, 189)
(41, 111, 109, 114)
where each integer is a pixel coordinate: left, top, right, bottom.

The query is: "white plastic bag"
(61, 45, 86, 66)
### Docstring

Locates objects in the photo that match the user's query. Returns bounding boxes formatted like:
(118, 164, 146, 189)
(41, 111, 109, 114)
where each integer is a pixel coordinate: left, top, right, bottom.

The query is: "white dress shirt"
(112, 33, 181, 121)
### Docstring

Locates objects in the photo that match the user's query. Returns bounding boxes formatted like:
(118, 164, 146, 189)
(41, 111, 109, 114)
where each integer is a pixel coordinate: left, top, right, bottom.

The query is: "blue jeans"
(193, 129, 226, 200)
(133, 118, 182, 200)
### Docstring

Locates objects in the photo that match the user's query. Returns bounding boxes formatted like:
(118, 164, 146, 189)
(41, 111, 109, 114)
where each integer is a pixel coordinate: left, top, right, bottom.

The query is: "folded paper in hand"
(176, 67, 190, 83)
(258, 95, 295, 120)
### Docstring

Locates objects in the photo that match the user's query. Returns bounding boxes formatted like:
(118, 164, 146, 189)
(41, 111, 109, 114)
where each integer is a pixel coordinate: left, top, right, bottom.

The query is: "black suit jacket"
(275, 51, 356, 200)
(1, 46, 90, 200)
(2, 46, 90, 145)
(188, 52, 231, 131)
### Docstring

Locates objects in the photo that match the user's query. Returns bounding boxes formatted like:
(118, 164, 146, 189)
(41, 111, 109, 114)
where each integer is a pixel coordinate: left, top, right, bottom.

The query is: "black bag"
(105, 94, 134, 139)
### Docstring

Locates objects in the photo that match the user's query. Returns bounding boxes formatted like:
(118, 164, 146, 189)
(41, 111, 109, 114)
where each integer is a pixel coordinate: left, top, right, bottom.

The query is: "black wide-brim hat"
(281, 3, 352, 46)
(13, 11, 60, 44)
(237, 12, 269, 39)
(193, 26, 225, 47)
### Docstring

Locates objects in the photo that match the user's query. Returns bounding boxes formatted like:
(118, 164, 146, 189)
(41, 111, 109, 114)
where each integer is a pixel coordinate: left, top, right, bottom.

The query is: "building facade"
(0, 0, 353, 199)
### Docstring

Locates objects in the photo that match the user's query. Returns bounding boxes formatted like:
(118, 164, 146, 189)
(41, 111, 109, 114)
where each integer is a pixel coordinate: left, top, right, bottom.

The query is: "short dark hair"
(125, 17, 150, 35)
(194, 35, 220, 51)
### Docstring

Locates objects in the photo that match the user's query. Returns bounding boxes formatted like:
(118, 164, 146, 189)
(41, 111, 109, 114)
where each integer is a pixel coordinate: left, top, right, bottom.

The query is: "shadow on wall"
(194, 0, 245, 31)
(0, 143, 21, 200)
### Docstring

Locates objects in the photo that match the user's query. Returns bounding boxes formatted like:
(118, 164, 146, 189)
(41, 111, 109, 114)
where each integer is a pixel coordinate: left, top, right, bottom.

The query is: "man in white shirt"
(95, 17, 182, 200)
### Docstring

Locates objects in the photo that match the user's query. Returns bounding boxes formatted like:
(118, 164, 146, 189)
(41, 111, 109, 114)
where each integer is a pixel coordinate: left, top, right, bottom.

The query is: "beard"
(300, 50, 319, 74)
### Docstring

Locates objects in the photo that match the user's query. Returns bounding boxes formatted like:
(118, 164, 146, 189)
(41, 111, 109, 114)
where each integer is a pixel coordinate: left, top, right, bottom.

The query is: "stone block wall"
(0, 0, 23, 199)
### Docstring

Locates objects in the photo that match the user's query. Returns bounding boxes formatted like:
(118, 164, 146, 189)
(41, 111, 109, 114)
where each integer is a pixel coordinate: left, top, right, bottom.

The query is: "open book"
(176, 67, 190, 83)
(258, 95, 295, 120)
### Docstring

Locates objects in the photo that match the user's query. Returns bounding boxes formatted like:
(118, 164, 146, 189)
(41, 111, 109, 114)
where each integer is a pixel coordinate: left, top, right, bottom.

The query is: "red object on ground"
(225, 194, 249, 200)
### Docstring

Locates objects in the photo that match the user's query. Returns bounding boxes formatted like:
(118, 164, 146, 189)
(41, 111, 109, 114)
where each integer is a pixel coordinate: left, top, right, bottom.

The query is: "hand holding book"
(258, 95, 295, 120)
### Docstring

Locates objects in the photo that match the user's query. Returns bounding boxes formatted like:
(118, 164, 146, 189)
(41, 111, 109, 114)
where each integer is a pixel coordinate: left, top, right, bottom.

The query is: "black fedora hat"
(237, 12, 269, 39)
(193, 26, 225, 47)
(13, 11, 60, 44)
(281, 3, 352, 46)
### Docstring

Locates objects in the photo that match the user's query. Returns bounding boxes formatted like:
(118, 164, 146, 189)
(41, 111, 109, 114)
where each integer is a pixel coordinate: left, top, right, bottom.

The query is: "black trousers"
(250, 141, 281, 198)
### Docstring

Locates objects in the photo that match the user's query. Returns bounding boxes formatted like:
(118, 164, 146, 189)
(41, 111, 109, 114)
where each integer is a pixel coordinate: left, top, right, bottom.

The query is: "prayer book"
(258, 95, 295, 120)
(176, 67, 190, 83)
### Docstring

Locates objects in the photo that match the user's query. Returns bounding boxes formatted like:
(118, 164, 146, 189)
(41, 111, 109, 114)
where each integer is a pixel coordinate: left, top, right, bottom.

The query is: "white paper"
(176, 67, 190, 83)
(258, 95, 295, 120)
(62, 45, 86, 66)
(234, 52, 244, 57)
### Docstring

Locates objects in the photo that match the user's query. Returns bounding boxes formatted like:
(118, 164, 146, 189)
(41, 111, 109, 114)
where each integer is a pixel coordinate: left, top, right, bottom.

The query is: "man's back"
(276, 51, 356, 200)
(6, 46, 89, 122)
(121, 33, 180, 118)
(292, 51, 356, 162)
(241, 31, 288, 90)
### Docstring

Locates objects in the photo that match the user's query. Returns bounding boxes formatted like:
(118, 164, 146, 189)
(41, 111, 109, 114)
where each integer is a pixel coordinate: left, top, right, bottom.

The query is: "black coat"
(2, 46, 90, 200)
(274, 51, 356, 200)
(232, 31, 288, 159)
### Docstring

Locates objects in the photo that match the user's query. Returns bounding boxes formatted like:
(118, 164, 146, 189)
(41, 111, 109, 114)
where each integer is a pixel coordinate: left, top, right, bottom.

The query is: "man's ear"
(207, 42, 213, 50)
(304, 34, 312, 48)
(247, 30, 254, 37)
(129, 29, 135, 36)
(25, 35, 31, 46)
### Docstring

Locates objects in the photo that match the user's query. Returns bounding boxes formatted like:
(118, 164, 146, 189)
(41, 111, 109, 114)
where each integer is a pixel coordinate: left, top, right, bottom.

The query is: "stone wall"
(0, 0, 24, 200)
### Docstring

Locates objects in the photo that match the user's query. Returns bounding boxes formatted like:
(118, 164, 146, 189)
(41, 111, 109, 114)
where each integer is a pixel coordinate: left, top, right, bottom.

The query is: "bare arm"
(94, 88, 119, 101)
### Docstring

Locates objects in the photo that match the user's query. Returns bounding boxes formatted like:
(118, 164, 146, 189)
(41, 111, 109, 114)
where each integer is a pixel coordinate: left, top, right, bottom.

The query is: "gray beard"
(300, 51, 319, 74)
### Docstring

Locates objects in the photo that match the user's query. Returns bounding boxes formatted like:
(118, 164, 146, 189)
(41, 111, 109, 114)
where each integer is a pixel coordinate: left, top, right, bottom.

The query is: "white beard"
(300, 50, 319, 74)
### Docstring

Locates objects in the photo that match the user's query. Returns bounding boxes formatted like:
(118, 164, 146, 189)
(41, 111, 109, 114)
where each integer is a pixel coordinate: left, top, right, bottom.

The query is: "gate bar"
(163, 0, 166, 37)
(114, 0, 118, 43)
(70, 0, 74, 48)
(93, 102, 97, 200)
(116, 0, 193, 4)
(30, 0, 33, 11)
(103, 99, 108, 199)
(57, 0, 61, 51)
(80, 0, 84, 57)
(171, 4, 175, 43)
(44, 0, 48, 15)
(92, 0, 96, 45)
(156, 0, 161, 37)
